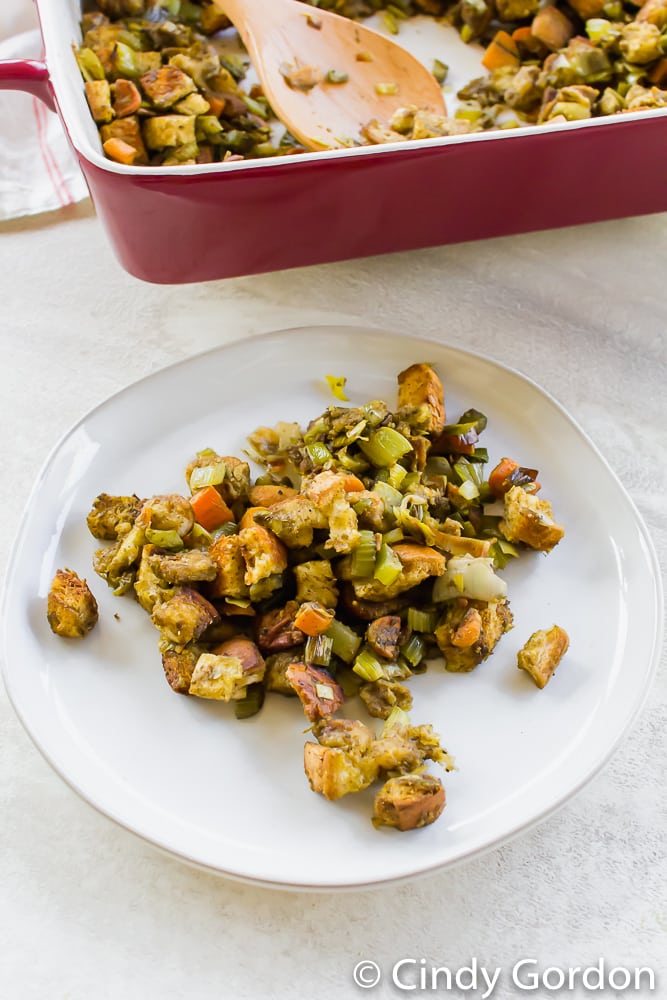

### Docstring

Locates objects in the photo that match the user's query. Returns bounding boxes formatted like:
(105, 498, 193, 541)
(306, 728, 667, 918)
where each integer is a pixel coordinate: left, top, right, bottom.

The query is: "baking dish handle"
(0, 60, 56, 112)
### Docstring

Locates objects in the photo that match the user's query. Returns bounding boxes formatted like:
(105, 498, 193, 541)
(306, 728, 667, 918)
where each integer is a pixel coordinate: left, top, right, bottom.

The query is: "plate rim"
(2, 324, 663, 890)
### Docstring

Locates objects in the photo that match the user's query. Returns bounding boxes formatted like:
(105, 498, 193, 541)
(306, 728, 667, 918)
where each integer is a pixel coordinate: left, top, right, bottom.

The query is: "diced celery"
(75, 47, 106, 83)
(359, 427, 412, 467)
(189, 461, 226, 490)
(407, 607, 438, 633)
(458, 479, 480, 501)
(382, 527, 404, 545)
(234, 683, 265, 719)
(305, 634, 334, 667)
(387, 463, 407, 489)
(372, 480, 403, 510)
(353, 647, 385, 682)
(373, 543, 402, 587)
(306, 441, 333, 467)
(325, 619, 362, 663)
(350, 530, 378, 578)
(381, 705, 410, 735)
(145, 528, 184, 550)
(400, 633, 425, 668)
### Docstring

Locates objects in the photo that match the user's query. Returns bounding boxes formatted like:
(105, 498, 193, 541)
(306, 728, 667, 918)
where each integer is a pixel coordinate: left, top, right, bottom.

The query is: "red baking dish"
(1, 1, 666, 284)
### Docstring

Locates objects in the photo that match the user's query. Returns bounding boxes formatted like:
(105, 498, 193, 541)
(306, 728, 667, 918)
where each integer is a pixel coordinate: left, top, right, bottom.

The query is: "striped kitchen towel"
(0, 20, 89, 221)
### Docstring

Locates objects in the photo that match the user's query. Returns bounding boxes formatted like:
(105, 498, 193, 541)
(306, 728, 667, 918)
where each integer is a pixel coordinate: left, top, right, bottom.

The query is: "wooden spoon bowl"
(212, 0, 447, 151)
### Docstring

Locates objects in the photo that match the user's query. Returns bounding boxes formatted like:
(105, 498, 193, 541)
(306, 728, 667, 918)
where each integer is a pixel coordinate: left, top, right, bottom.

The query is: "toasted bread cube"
(262, 495, 328, 548)
(143, 114, 196, 150)
(324, 495, 360, 554)
(500, 485, 565, 552)
(397, 363, 446, 436)
(207, 534, 248, 599)
(238, 523, 287, 585)
(161, 642, 204, 694)
(47, 569, 99, 638)
(137, 494, 195, 538)
(189, 638, 265, 701)
(87, 493, 142, 540)
(151, 587, 219, 644)
(517, 625, 570, 688)
(85, 79, 114, 123)
(303, 742, 378, 800)
(372, 774, 445, 831)
(140, 66, 196, 108)
(294, 560, 339, 607)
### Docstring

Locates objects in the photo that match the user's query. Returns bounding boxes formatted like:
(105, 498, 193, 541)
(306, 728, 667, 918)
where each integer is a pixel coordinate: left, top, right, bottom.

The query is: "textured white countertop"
(1, 202, 665, 999)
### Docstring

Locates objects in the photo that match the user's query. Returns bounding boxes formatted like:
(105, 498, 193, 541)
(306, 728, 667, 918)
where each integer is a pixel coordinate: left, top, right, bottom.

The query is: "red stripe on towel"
(32, 95, 73, 208)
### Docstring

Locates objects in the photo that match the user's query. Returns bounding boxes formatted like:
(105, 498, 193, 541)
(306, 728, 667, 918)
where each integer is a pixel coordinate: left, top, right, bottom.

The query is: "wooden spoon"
(211, 0, 447, 150)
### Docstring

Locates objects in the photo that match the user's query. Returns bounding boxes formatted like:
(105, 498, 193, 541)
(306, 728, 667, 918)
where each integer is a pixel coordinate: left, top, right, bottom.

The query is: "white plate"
(2, 327, 662, 889)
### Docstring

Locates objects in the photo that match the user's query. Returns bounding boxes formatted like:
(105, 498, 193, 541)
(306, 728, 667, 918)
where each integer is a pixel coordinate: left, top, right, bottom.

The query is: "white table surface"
(1, 201, 665, 1000)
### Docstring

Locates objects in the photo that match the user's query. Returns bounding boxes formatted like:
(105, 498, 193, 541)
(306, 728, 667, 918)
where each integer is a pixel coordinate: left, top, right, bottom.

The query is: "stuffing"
(151, 587, 219, 645)
(87, 493, 142, 540)
(373, 774, 446, 831)
(47, 569, 99, 638)
(435, 599, 513, 672)
(500, 485, 564, 552)
(517, 625, 570, 688)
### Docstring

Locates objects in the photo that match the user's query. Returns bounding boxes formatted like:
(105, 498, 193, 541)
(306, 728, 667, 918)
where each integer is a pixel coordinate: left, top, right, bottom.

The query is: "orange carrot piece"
(341, 474, 366, 493)
(512, 26, 534, 43)
(648, 57, 667, 85)
(102, 137, 137, 165)
(190, 486, 234, 531)
(481, 31, 521, 71)
(206, 95, 227, 117)
(294, 602, 335, 636)
(488, 457, 520, 498)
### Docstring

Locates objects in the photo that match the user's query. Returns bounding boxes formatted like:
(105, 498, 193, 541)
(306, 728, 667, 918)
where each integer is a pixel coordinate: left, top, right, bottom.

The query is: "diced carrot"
(488, 457, 542, 498)
(190, 486, 235, 531)
(531, 6, 575, 51)
(488, 457, 520, 498)
(294, 602, 335, 636)
(648, 57, 667, 85)
(206, 95, 227, 117)
(341, 474, 366, 493)
(481, 31, 521, 71)
(102, 137, 137, 165)
(512, 26, 534, 43)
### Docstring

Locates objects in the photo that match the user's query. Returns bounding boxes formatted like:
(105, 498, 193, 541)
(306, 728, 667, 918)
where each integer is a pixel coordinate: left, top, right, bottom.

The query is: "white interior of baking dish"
(37, 0, 667, 176)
